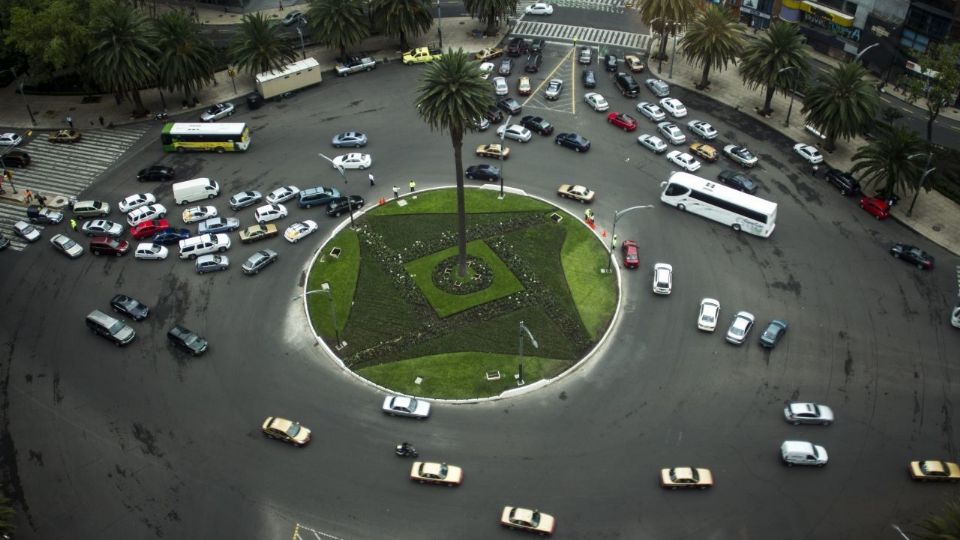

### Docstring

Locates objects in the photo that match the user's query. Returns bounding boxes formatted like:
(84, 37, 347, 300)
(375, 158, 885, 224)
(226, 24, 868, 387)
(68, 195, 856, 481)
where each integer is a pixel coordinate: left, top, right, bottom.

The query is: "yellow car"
(476, 143, 510, 159)
(475, 47, 503, 61)
(48, 129, 81, 143)
(409, 461, 463, 486)
(689, 142, 718, 162)
(261, 417, 311, 446)
(909, 460, 960, 482)
(500, 506, 555, 535)
(239, 223, 278, 243)
(625, 54, 645, 73)
(660, 467, 714, 489)
(517, 76, 532, 96)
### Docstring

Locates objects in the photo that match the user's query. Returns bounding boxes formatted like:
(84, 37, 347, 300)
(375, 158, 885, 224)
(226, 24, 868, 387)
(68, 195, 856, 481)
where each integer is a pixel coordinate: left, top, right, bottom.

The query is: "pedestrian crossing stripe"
(517, 0, 627, 14)
(513, 21, 651, 51)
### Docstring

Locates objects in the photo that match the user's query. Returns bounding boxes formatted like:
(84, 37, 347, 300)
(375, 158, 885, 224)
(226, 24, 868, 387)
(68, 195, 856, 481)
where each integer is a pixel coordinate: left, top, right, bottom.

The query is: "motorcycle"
(155, 111, 169, 122)
(395, 443, 418, 458)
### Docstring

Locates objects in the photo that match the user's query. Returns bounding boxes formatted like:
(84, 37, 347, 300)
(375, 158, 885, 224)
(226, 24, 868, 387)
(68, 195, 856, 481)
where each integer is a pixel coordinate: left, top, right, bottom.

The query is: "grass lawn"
(305, 228, 360, 340)
(377, 188, 553, 215)
(560, 219, 617, 339)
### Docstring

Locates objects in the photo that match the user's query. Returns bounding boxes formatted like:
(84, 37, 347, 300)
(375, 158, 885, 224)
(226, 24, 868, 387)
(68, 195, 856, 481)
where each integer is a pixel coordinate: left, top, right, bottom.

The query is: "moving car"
(530, 39, 546, 53)
(859, 195, 890, 220)
(72, 200, 111, 218)
(621, 240, 639, 269)
(660, 467, 713, 489)
(131, 219, 171, 239)
(687, 120, 718, 139)
(475, 47, 503, 61)
(484, 107, 505, 124)
(659, 97, 687, 118)
(496, 124, 532, 143)
(182, 205, 218, 224)
(326, 196, 365, 217)
(466, 164, 501, 181)
(479, 62, 495, 80)
(793, 143, 823, 164)
(410, 462, 463, 486)
(657, 122, 686, 145)
(239, 223, 279, 243)
(134, 242, 168, 260)
(780, 440, 828, 467)
(241, 249, 279, 275)
(254, 203, 288, 224)
(476, 144, 510, 159)
(331, 132, 368, 148)
(783, 402, 834, 425)
(493, 76, 509, 96)
(110, 294, 150, 321)
(544, 79, 563, 100)
(638, 134, 667, 154)
(497, 97, 523, 116)
(645, 78, 670, 97)
(474, 116, 491, 131)
(48, 129, 81, 143)
(200, 102, 235, 122)
(228, 191, 263, 211)
(520, 116, 553, 135)
(557, 184, 595, 203)
(524, 2, 554, 14)
(89, 237, 130, 256)
(27, 205, 63, 225)
(13, 221, 40, 242)
(501, 507, 555, 536)
(607, 112, 638, 132)
(603, 54, 618, 72)
(625, 54, 645, 72)
(614, 72, 640, 97)
(332, 153, 372, 170)
(909, 461, 960, 482)
(498, 57, 514, 76)
(517, 76, 532, 96)
(126, 204, 167, 227)
(382, 395, 432, 418)
(196, 253, 229, 274)
(824, 168, 860, 195)
(758, 319, 788, 348)
(688, 143, 718, 163)
(50, 234, 83, 258)
(506, 37, 529, 57)
(81, 219, 124, 238)
(582, 69, 597, 88)
(137, 164, 175, 182)
(666, 150, 700, 172)
(198, 217, 240, 234)
(889, 243, 934, 269)
(725, 311, 755, 344)
(118, 193, 157, 213)
(652, 263, 672, 295)
(261, 417, 311, 446)
(284, 220, 319, 243)
(266, 186, 301, 204)
(0, 132, 22, 146)
(524, 53, 542, 73)
(637, 101, 666, 122)
(299, 186, 341, 208)
(1, 149, 30, 167)
(578, 46, 593, 64)
(723, 145, 759, 167)
(584, 92, 609, 112)
(554, 133, 590, 152)
(153, 228, 191, 245)
(717, 170, 758, 194)
(697, 298, 720, 332)
(168, 325, 208, 355)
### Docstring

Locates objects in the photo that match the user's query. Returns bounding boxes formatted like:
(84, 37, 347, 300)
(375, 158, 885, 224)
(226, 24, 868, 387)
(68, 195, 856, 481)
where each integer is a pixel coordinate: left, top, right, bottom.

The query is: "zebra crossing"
(0, 125, 150, 251)
(517, 0, 628, 14)
(512, 21, 651, 51)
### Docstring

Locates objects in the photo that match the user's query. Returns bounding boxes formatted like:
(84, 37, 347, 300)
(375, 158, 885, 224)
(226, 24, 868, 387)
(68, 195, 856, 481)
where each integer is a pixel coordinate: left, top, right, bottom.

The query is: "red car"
(859, 196, 890, 220)
(621, 240, 640, 269)
(131, 218, 171, 239)
(607, 112, 638, 132)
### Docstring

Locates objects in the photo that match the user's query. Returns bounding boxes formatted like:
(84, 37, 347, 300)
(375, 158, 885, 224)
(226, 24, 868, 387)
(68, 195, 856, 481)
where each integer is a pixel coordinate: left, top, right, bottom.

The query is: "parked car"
(520, 115, 553, 135)
(584, 92, 609, 112)
(498, 57, 514, 75)
(530, 38, 546, 53)
(198, 217, 240, 234)
(466, 164, 502, 181)
(824, 168, 861, 195)
(759, 319, 788, 348)
(241, 249, 278, 275)
(544, 79, 563, 100)
(717, 170, 758, 194)
(497, 97, 523, 116)
(889, 243, 934, 269)
(167, 325, 208, 356)
(582, 69, 597, 88)
(27, 205, 63, 225)
(689, 143, 718, 163)
(554, 133, 590, 152)
(517, 76, 532, 96)
(687, 120, 718, 139)
(637, 101, 666, 122)
(638, 134, 668, 154)
(382, 395, 432, 418)
(492, 76, 509, 96)
(607, 112, 638, 132)
(200, 102, 235, 122)
(657, 122, 685, 145)
(266, 186, 301, 204)
(659, 97, 687, 118)
(522, 52, 541, 72)
(110, 294, 150, 321)
(228, 191, 263, 211)
(723, 145, 758, 167)
(666, 150, 700, 172)
(793, 143, 823, 164)
(725, 311, 755, 344)
(621, 240, 639, 269)
(484, 107, 505, 124)
(506, 37, 529, 57)
(783, 402, 834, 425)
(578, 46, 593, 64)
(299, 186, 341, 208)
(697, 298, 720, 332)
(239, 223, 279, 243)
(624, 54, 645, 72)
(645, 78, 670, 97)
(859, 195, 890, 220)
(603, 54, 618, 72)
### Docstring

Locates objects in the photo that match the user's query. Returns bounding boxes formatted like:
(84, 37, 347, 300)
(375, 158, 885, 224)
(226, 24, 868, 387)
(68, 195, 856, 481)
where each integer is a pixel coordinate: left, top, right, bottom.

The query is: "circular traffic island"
(305, 188, 617, 399)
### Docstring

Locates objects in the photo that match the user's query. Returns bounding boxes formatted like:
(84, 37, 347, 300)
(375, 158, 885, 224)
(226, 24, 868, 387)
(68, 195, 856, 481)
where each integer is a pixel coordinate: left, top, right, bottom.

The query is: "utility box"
(255, 58, 322, 100)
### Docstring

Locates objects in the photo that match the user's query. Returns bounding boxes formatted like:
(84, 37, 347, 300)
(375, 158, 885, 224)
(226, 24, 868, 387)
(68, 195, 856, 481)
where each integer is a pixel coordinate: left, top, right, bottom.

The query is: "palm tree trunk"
(131, 89, 148, 117)
(699, 63, 711, 89)
(451, 128, 468, 277)
(926, 116, 935, 143)
(400, 30, 408, 51)
(826, 135, 836, 153)
(658, 34, 668, 60)
(761, 85, 775, 116)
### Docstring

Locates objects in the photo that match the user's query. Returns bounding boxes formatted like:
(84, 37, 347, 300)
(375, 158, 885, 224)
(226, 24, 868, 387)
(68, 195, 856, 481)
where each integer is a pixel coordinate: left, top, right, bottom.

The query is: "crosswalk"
(512, 21, 651, 51)
(517, 0, 628, 14)
(0, 125, 150, 251)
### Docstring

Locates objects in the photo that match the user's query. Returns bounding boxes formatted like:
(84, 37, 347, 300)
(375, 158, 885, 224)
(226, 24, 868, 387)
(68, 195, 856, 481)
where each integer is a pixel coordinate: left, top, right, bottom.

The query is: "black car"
(889, 243, 934, 269)
(465, 164, 501, 181)
(326, 195, 366, 217)
(168, 325, 208, 356)
(717, 170, 759, 194)
(1, 149, 30, 168)
(582, 69, 597, 88)
(137, 165, 174, 182)
(824, 168, 861, 196)
(498, 57, 514, 75)
(153, 228, 191, 245)
(555, 133, 591, 152)
(506, 37, 528, 57)
(614, 72, 640, 97)
(525, 54, 542, 73)
(530, 38, 546, 53)
(246, 92, 264, 110)
(497, 97, 522, 115)
(520, 115, 554, 136)
(110, 294, 150, 321)
(604, 54, 618, 72)
(484, 107, 505, 124)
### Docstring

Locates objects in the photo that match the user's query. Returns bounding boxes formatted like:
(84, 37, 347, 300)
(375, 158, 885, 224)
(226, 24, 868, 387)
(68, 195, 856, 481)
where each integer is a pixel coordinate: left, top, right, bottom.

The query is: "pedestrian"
(811, 165, 819, 177)
(278, 0, 284, 10)
(409, 180, 416, 193)
(66, 116, 73, 129)
(36, 194, 46, 207)
(369, 173, 375, 187)
(393, 185, 400, 199)
(70, 219, 78, 231)
(98, 115, 105, 127)
(24, 189, 33, 203)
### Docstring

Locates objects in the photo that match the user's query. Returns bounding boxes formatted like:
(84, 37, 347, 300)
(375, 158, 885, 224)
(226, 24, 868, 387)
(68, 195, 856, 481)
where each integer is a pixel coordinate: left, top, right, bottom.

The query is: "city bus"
(660, 172, 777, 237)
(160, 123, 251, 153)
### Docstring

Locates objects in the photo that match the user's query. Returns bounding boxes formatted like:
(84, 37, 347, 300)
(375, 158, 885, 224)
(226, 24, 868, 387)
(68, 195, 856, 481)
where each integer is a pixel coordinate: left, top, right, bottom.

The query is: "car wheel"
(917, 263, 924, 269)
(555, 140, 561, 145)
(218, 247, 226, 253)
(216, 147, 224, 154)
(575, 147, 582, 152)
(190, 254, 197, 260)
(822, 421, 831, 426)
(677, 204, 685, 212)
(792, 420, 800, 425)
(786, 462, 793, 467)
(875, 214, 881, 220)
(817, 463, 825, 468)
(732, 224, 741, 232)
(93, 250, 100, 256)
(115, 252, 122, 257)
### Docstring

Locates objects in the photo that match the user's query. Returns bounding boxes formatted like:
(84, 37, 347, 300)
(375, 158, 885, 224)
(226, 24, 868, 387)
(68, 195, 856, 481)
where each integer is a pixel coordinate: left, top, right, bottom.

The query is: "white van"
(780, 440, 828, 467)
(173, 178, 220, 205)
(178, 233, 231, 260)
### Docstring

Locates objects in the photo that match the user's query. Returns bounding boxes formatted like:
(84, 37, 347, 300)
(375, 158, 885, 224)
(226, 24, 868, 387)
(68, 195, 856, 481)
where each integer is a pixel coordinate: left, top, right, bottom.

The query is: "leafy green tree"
(463, 0, 517, 37)
(738, 21, 810, 116)
(901, 42, 960, 144)
(415, 49, 493, 276)
(801, 61, 880, 151)
(153, 9, 216, 104)
(680, 4, 743, 89)
(638, 0, 700, 62)
(0, 494, 15, 537)
(88, 1, 158, 116)
(911, 494, 960, 539)
(229, 12, 298, 76)
(371, 0, 433, 51)
(5, 0, 97, 82)
(308, 0, 370, 60)
(849, 125, 925, 198)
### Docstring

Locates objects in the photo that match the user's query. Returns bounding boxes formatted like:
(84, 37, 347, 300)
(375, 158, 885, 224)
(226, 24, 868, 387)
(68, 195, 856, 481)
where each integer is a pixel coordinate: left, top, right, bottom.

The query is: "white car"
(524, 2, 554, 14)
(723, 144, 759, 167)
(479, 62, 495, 80)
(666, 150, 700, 172)
(254, 203, 288, 224)
(784, 402, 835, 426)
(0, 133, 23, 146)
(725, 311, 755, 344)
(13, 221, 40, 242)
(135, 242, 168, 260)
(199, 102, 235, 122)
(697, 298, 720, 332)
(781, 440, 828, 467)
(182, 205, 218, 224)
(687, 120, 718, 139)
(382, 395, 431, 419)
(266, 186, 300, 204)
(637, 102, 666, 122)
(793, 143, 823, 164)
(584, 92, 609, 112)
(637, 134, 667, 154)
(659, 97, 687, 118)
(493, 76, 509, 96)
(126, 204, 167, 227)
(473, 117, 491, 131)
(652, 263, 673, 295)
(284, 220, 318, 243)
(657, 122, 686, 145)
(496, 124, 533, 143)
(332, 153, 372, 170)
(118, 193, 157, 213)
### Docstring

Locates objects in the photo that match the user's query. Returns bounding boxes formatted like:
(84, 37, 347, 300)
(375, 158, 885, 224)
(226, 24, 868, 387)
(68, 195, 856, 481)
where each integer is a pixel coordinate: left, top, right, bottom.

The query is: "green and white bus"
(161, 122, 251, 153)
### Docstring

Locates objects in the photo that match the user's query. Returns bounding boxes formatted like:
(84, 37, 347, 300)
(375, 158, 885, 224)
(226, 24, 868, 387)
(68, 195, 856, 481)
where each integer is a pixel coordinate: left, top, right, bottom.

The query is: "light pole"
(293, 284, 344, 349)
(318, 152, 356, 227)
(497, 114, 513, 199)
(436, 0, 443, 49)
(778, 66, 799, 127)
(297, 17, 308, 60)
(606, 205, 654, 272)
(668, 24, 679, 79)
(907, 151, 935, 217)
(2, 68, 37, 126)
(516, 320, 538, 386)
(854, 42, 879, 62)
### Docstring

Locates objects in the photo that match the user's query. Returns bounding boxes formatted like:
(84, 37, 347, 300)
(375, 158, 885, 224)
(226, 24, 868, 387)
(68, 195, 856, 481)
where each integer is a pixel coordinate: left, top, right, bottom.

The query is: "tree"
(638, 0, 700, 63)
(229, 12, 298, 76)
(849, 125, 925, 198)
(680, 4, 743, 89)
(801, 61, 880, 152)
(308, 0, 370, 60)
(901, 42, 960, 144)
(415, 49, 494, 276)
(738, 21, 810, 116)
(0, 494, 15, 537)
(911, 494, 960, 539)
(463, 0, 517, 37)
(5, 0, 97, 82)
(88, 1, 158, 117)
(370, 0, 433, 51)
(153, 9, 216, 104)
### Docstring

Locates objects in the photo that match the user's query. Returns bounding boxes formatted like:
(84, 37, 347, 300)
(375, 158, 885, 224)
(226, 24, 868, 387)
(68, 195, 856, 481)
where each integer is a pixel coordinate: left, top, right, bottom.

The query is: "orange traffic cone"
(601, 230, 607, 237)
(378, 197, 386, 206)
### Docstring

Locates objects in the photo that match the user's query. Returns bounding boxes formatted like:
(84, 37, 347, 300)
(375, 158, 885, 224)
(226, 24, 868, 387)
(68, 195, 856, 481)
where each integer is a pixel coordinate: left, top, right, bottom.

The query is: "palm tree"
(308, 0, 370, 60)
(463, 0, 517, 37)
(638, 0, 700, 63)
(88, 3, 158, 117)
(0, 494, 15, 537)
(153, 10, 216, 105)
(738, 21, 810, 116)
(911, 495, 960, 539)
(680, 4, 743, 89)
(802, 61, 880, 151)
(230, 12, 298, 76)
(849, 125, 925, 198)
(371, 0, 434, 51)
(415, 50, 493, 276)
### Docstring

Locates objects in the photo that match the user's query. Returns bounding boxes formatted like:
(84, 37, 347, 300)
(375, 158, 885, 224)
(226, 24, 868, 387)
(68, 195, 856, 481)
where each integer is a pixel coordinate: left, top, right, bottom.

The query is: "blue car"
(153, 228, 191, 246)
(759, 320, 788, 348)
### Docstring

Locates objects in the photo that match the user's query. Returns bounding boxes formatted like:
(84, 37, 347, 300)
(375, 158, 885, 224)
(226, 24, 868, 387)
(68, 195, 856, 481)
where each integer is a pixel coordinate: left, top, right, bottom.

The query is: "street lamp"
(778, 66, 799, 127)
(318, 152, 357, 227)
(907, 151, 935, 217)
(668, 23, 680, 79)
(516, 320, 538, 386)
(297, 17, 308, 61)
(497, 114, 513, 199)
(606, 205, 654, 272)
(292, 283, 344, 349)
(854, 42, 879, 62)
(1, 68, 36, 126)
(436, 0, 443, 49)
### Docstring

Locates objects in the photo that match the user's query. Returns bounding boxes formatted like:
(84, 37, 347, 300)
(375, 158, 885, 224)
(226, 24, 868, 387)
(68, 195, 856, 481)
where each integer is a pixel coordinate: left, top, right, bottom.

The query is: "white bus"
(161, 122, 250, 153)
(660, 172, 777, 237)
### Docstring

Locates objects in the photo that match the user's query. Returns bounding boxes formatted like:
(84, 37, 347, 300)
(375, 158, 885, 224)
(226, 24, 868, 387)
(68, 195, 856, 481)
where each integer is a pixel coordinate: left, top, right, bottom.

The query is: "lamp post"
(907, 151, 935, 217)
(498, 114, 513, 199)
(297, 17, 308, 60)
(2, 68, 37, 126)
(854, 42, 879, 62)
(293, 284, 343, 349)
(668, 23, 679, 79)
(318, 152, 356, 227)
(436, 0, 443, 49)
(516, 320, 538, 386)
(606, 205, 654, 272)
(778, 66, 799, 127)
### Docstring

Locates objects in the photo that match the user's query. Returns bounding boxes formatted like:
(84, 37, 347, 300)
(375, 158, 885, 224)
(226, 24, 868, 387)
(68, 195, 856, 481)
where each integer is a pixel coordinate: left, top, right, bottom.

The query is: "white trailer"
(255, 58, 322, 100)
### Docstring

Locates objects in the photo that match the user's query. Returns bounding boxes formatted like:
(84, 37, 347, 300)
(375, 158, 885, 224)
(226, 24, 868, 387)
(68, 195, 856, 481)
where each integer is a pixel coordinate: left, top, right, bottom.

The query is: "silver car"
(637, 102, 666, 122)
(783, 402, 834, 426)
(13, 221, 40, 242)
(198, 217, 240, 234)
(241, 249, 279, 275)
(331, 131, 368, 148)
(50, 234, 83, 258)
(725, 311, 755, 344)
(228, 191, 263, 211)
(493, 77, 509, 96)
(200, 102, 235, 122)
(645, 78, 670, 97)
(196, 254, 229, 274)
(81, 219, 124, 238)
(657, 122, 686, 145)
(382, 395, 431, 419)
(637, 134, 667, 154)
(544, 79, 563, 100)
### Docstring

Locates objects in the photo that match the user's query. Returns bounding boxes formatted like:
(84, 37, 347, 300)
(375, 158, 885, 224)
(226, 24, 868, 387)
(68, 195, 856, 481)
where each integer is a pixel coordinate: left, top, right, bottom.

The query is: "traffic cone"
(378, 197, 386, 206)
(601, 230, 607, 237)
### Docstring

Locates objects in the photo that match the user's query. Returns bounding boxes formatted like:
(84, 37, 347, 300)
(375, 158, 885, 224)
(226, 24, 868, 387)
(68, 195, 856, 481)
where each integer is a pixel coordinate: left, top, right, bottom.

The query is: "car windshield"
(62, 238, 76, 249)
(285, 423, 302, 437)
(108, 321, 126, 334)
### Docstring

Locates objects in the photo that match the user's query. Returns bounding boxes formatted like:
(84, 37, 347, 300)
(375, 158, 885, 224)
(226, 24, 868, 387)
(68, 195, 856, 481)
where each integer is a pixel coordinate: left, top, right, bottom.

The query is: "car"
(637, 134, 668, 154)
(501, 507, 555, 535)
(603, 53, 618, 72)
(859, 195, 890, 220)
(524, 2, 553, 14)
(530, 38, 546, 53)
(229, 191, 263, 211)
(281, 10, 304, 25)
(0, 234, 8, 251)
(326, 196, 365, 216)
(475, 47, 503, 61)
(496, 124, 532, 143)
(182, 205, 218, 223)
(126, 203, 166, 226)
(497, 97, 523, 116)
(492, 76, 509, 96)
(637, 101, 666, 122)
(81, 219, 124, 238)
(152, 228, 191, 245)
(200, 102, 235, 122)
(660, 467, 713, 490)
(48, 129, 81, 143)
(557, 184, 595, 203)
(758, 319, 788, 348)
(239, 223, 279, 243)
(284, 220, 319, 243)
(666, 150, 700, 172)
(554, 133, 590, 153)
(498, 57, 514, 75)
(478, 62, 495, 80)
(657, 122, 686, 145)
(578, 46, 593, 64)
(527, 54, 543, 74)
(473, 116, 491, 131)
(624, 54, 645, 72)
(198, 217, 240, 234)
(331, 131, 368, 148)
(110, 294, 149, 321)
(687, 120, 718, 139)
(689, 143, 718, 163)
(793, 143, 823, 164)
(13, 221, 40, 242)
(485, 107, 505, 124)
(241, 249, 278, 275)
(818, 168, 860, 195)
(517, 76, 532, 96)
(723, 144, 758, 167)
(254, 203, 288, 224)
(266, 186, 301, 204)
(506, 37, 529, 57)
(659, 97, 687, 118)
(607, 112, 638, 132)
(466, 164, 501, 181)
(410, 461, 463, 486)
(50, 234, 83, 258)
(781, 440, 829, 467)
(332, 152, 373, 171)
(717, 170, 758, 194)
(88, 235, 129, 256)
(582, 69, 597, 88)
(621, 240, 639, 269)
(909, 461, 960, 482)
(725, 311, 755, 344)
(783, 402, 834, 425)
(118, 193, 157, 213)
(0, 133, 23, 146)
(544, 78, 563, 100)
(652, 263, 672, 294)
(382, 395, 432, 418)
(72, 200, 110, 218)
(889, 243, 934, 269)
(1, 149, 30, 167)
(299, 186, 341, 208)
(129, 216, 169, 238)
(583, 92, 609, 112)
(137, 164, 175, 182)
(167, 325, 208, 356)
(476, 143, 510, 159)
(697, 298, 720, 332)
(520, 116, 554, 136)
(134, 242, 168, 260)
(646, 78, 670, 97)
(261, 416, 311, 446)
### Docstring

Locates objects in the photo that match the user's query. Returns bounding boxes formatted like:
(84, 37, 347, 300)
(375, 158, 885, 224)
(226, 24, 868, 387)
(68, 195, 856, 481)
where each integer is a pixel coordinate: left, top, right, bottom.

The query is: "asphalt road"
(1, 48, 958, 540)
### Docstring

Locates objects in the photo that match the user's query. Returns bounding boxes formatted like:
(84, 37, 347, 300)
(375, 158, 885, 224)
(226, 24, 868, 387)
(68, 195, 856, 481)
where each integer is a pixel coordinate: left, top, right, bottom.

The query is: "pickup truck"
(335, 56, 377, 76)
(557, 184, 596, 203)
(239, 223, 278, 243)
(475, 47, 503, 61)
(402, 47, 443, 65)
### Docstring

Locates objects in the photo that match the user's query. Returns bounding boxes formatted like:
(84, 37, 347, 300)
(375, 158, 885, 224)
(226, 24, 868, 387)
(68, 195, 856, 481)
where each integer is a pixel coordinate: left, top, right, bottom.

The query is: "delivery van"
(173, 178, 220, 205)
